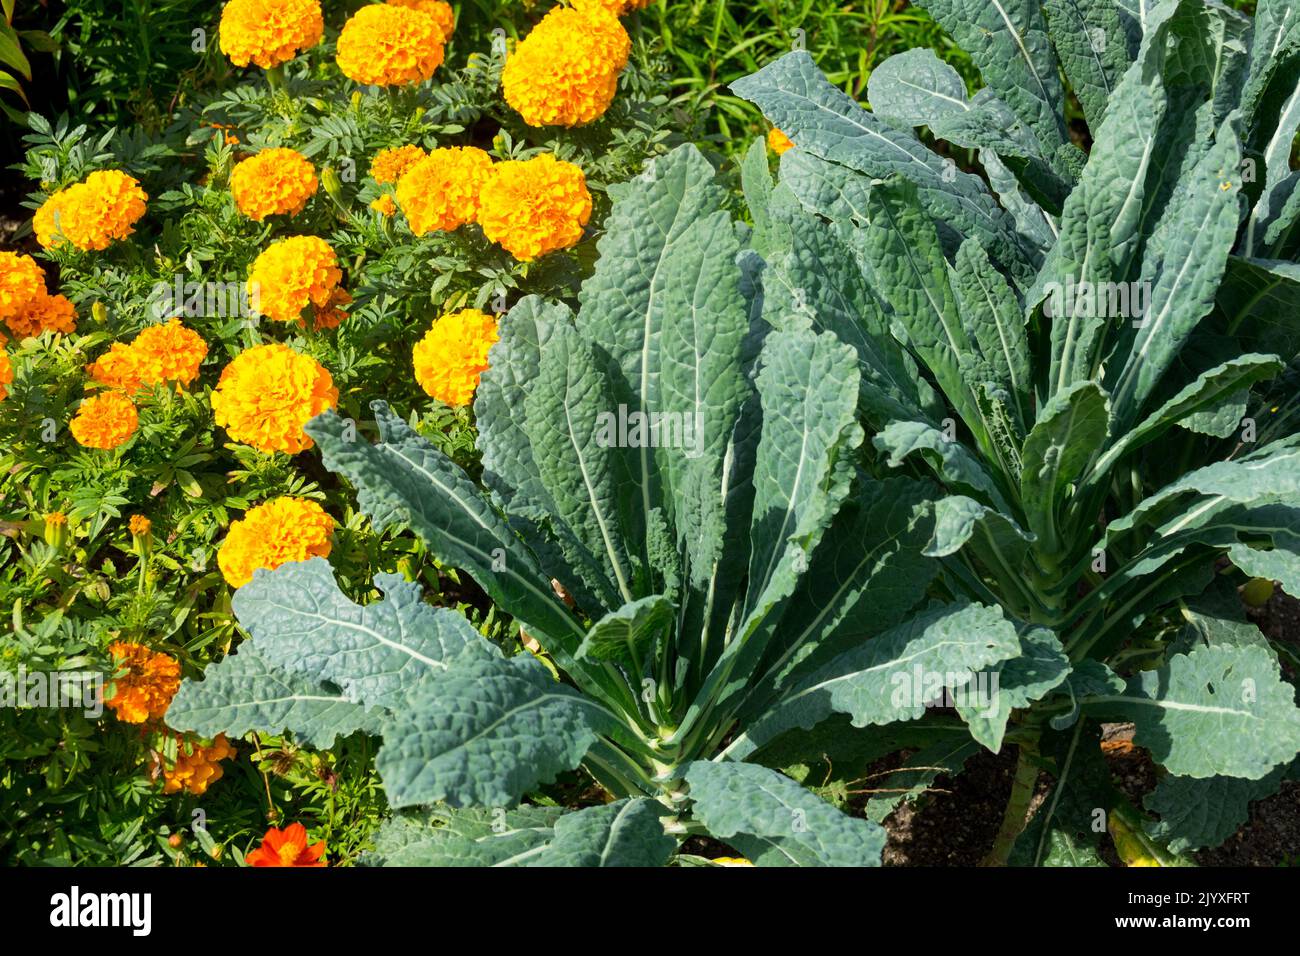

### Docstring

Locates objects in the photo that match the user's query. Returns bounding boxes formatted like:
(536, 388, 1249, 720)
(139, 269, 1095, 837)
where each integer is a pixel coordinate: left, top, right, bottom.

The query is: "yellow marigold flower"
(395, 147, 494, 235)
(0, 349, 12, 402)
(210, 343, 337, 454)
(105, 641, 181, 724)
(478, 154, 592, 261)
(370, 194, 397, 217)
(0, 251, 46, 325)
(70, 391, 139, 450)
(369, 144, 427, 185)
(502, 7, 629, 127)
(129, 514, 153, 544)
(162, 734, 237, 796)
(336, 3, 446, 87)
(5, 290, 77, 340)
(768, 128, 794, 155)
(386, 0, 454, 39)
(412, 308, 499, 407)
(33, 170, 147, 251)
(131, 319, 209, 387)
(217, 496, 335, 587)
(248, 236, 343, 324)
(219, 0, 324, 69)
(230, 148, 318, 221)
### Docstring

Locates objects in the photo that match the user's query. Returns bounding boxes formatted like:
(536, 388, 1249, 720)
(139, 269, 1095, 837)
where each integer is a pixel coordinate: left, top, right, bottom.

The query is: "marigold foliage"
(230, 148, 318, 220)
(0, 350, 12, 402)
(162, 734, 237, 796)
(210, 343, 338, 454)
(248, 235, 344, 324)
(477, 154, 592, 260)
(336, 4, 446, 87)
(0, 251, 45, 324)
(411, 308, 499, 407)
(502, 6, 629, 127)
(369, 144, 427, 185)
(246, 822, 326, 866)
(70, 390, 139, 450)
(395, 147, 493, 235)
(219, 0, 324, 69)
(105, 642, 181, 724)
(33, 170, 148, 251)
(217, 495, 335, 588)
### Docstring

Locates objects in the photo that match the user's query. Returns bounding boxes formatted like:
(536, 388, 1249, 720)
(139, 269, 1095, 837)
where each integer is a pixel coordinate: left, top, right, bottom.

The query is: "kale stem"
(981, 735, 1041, 866)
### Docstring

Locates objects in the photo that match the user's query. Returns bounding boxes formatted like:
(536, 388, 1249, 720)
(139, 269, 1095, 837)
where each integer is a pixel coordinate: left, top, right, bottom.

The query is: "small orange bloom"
(246, 822, 326, 867)
(105, 641, 181, 724)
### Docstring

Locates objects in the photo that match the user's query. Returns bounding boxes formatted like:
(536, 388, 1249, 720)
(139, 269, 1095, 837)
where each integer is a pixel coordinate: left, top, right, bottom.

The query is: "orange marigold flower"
(70, 391, 138, 450)
(395, 147, 494, 235)
(129, 514, 152, 537)
(478, 154, 592, 261)
(210, 343, 337, 454)
(369, 144, 427, 185)
(131, 319, 209, 387)
(502, 7, 629, 127)
(34, 170, 148, 251)
(336, 3, 446, 87)
(246, 822, 326, 867)
(248, 235, 344, 325)
(386, 0, 453, 37)
(369, 194, 397, 217)
(162, 734, 237, 796)
(768, 128, 794, 155)
(217, 496, 335, 587)
(219, 0, 324, 69)
(0, 251, 46, 325)
(0, 349, 11, 402)
(88, 342, 145, 392)
(412, 308, 499, 407)
(5, 290, 77, 340)
(105, 641, 181, 724)
(230, 148, 318, 221)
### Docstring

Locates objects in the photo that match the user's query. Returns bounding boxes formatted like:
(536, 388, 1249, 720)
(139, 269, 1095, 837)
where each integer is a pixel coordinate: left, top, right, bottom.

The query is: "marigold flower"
(246, 822, 326, 867)
(70, 391, 139, 450)
(768, 128, 794, 155)
(0, 251, 46, 325)
(478, 154, 592, 261)
(412, 308, 499, 407)
(336, 3, 446, 87)
(230, 148, 318, 221)
(162, 734, 237, 796)
(131, 319, 209, 387)
(219, 0, 324, 69)
(43, 510, 69, 550)
(370, 194, 397, 217)
(88, 342, 145, 392)
(385, 0, 454, 40)
(5, 291, 77, 340)
(217, 496, 335, 587)
(34, 171, 148, 251)
(248, 236, 344, 324)
(105, 641, 181, 724)
(0, 350, 11, 402)
(210, 343, 338, 454)
(395, 147, 494, 235)
(369, 144, 427, 185)
(502, 7, 629, 127)
(129, 514, 153, 537)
